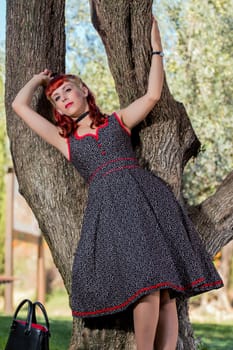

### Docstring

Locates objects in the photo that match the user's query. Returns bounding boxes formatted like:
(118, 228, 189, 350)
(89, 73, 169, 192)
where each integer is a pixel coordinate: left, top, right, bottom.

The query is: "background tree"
(0, 46, 8, 274)
(5, 1, 233, 350)
(158, 0, 233, 204)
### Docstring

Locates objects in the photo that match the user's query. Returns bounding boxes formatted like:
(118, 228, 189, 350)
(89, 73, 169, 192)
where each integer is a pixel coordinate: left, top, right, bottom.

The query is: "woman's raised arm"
(12, 70, 68, 158)
(118, 17, 164, 130)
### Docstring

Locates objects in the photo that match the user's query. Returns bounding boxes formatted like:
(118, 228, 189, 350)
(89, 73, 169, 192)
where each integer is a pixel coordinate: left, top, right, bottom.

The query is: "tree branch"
(189, 170, 233, 256)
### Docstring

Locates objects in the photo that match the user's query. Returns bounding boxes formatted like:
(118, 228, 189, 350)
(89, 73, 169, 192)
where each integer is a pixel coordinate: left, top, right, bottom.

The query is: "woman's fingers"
(151, 16, 162, 51)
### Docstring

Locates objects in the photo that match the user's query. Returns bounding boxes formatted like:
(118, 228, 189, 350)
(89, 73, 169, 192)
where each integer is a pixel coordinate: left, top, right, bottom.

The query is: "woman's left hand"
(151, 16, 163, 52)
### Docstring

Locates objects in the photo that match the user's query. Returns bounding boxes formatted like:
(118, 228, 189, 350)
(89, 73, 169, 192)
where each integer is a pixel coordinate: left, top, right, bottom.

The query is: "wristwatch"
(152, 51, 164, 57)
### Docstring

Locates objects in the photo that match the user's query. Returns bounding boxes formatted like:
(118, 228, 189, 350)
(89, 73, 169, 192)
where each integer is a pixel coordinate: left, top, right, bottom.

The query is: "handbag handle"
(33, 301, 51, 336)
(12, 299, 34, 334)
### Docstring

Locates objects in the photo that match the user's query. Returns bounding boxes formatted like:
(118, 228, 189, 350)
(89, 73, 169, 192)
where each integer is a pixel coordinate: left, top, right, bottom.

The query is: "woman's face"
(51, 81, 89, 118)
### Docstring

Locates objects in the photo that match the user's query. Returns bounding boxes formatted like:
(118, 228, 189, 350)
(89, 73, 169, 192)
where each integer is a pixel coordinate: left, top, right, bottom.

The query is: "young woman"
(12, 17, 223, 350)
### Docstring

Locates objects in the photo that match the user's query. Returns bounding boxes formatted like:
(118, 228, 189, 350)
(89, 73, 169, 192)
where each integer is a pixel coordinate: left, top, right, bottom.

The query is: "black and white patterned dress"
(68, 112, 223, 319)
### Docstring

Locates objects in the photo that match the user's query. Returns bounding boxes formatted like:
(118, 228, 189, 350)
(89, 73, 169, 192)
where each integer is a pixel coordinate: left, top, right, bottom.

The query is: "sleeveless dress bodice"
(68, 112, 138, 184)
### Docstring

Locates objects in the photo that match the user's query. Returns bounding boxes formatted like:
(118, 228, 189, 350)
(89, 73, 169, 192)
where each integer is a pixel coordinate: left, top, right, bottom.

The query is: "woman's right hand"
(33, 69, 52, 87)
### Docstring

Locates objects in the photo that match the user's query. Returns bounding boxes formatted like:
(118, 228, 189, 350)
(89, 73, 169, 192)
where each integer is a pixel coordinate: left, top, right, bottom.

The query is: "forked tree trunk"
(5, 1, 233, 349)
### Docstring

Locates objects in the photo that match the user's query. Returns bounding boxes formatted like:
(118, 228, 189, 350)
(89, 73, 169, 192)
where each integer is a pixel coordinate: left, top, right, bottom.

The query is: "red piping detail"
(88, 157, 138, 183)
(113, 112, 131, 136)
(70, 111, 130, 142)
(74, 118, 109, 140)
(72, 278, 223, 317)
(66, 137, 71, 161)
(102, 165, 140, 177)
(198, 280, 223, 289)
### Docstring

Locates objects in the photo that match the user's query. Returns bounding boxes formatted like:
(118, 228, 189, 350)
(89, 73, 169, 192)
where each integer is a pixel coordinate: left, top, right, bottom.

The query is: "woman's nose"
(61, 94, 67, 102)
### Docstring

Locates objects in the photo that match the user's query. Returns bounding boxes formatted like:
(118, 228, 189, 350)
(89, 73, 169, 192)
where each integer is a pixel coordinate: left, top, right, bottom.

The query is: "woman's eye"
(66, 88, 72, 92)
(54, 96, 60, 102)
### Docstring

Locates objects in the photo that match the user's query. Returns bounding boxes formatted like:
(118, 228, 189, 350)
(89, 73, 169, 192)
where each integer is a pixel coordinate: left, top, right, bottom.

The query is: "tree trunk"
(5, 0, 233, 349)
(5, 0, 77, 295)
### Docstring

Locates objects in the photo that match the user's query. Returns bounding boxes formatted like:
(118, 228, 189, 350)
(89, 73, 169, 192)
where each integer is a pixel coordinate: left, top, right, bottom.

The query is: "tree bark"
(5, 0, 78, 294)
(189, 170, 233, 256)
(5, 0, 233, 349)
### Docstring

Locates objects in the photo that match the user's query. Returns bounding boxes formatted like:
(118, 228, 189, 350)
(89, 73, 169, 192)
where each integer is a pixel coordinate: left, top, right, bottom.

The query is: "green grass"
(1, 318, 233, 350)
(193, 322, 233, 350)
(1, 288, 233, 350)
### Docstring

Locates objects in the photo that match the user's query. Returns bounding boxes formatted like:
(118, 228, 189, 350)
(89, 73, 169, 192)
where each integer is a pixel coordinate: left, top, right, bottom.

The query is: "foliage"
(65, 0, 97, 70)
(154, 0, 233, 204)
(65, 0, 119, 113)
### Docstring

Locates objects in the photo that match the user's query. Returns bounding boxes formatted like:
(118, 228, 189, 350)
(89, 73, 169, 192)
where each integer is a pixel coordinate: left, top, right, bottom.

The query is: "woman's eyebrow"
(52, 83, 71, 98)
(52, 91, 59, 98)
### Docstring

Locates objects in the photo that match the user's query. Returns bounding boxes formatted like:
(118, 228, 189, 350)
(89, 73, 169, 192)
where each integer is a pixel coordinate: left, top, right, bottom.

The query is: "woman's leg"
(154, 290, 178, 350)
(133, 291, 160, 350)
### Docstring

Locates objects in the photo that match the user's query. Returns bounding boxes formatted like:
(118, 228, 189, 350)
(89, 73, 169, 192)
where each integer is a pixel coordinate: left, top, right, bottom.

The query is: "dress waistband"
(88, 157, 140, 184)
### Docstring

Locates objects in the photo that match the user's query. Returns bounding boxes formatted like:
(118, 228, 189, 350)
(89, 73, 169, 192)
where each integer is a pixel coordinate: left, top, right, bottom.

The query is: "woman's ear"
(81, 86, 89, 97)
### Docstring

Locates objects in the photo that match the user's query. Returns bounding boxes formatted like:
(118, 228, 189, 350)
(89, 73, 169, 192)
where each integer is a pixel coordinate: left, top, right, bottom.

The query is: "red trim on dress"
(72, 112, 131, 140)
(113, 112, 131, 136)
(88, 157, 138, 183)
(102, 165, 141, 177)
(72, 278, 223, 317)
(74, 117, 109, 140)
(66, 137, 71, 161)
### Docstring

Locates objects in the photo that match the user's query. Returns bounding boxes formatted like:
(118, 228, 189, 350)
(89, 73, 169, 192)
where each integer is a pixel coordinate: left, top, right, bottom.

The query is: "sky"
(0, 0, 6, 43)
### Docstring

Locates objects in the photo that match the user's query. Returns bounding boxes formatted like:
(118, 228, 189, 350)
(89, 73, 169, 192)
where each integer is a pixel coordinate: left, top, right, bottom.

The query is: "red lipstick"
(65, 102, 73, 109)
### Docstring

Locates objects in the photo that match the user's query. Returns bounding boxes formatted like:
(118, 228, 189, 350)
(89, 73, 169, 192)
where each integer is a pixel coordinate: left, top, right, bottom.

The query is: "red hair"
(45, 74, 107, 138)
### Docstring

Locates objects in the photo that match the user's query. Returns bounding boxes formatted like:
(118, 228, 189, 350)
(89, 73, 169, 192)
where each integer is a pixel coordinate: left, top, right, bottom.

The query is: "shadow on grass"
(193, 323, 233, 350)
(0, 315, 72, 350)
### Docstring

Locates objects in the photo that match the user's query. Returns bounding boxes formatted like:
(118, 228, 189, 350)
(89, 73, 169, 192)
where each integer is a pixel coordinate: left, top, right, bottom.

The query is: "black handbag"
(5, 299, 50, 350)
